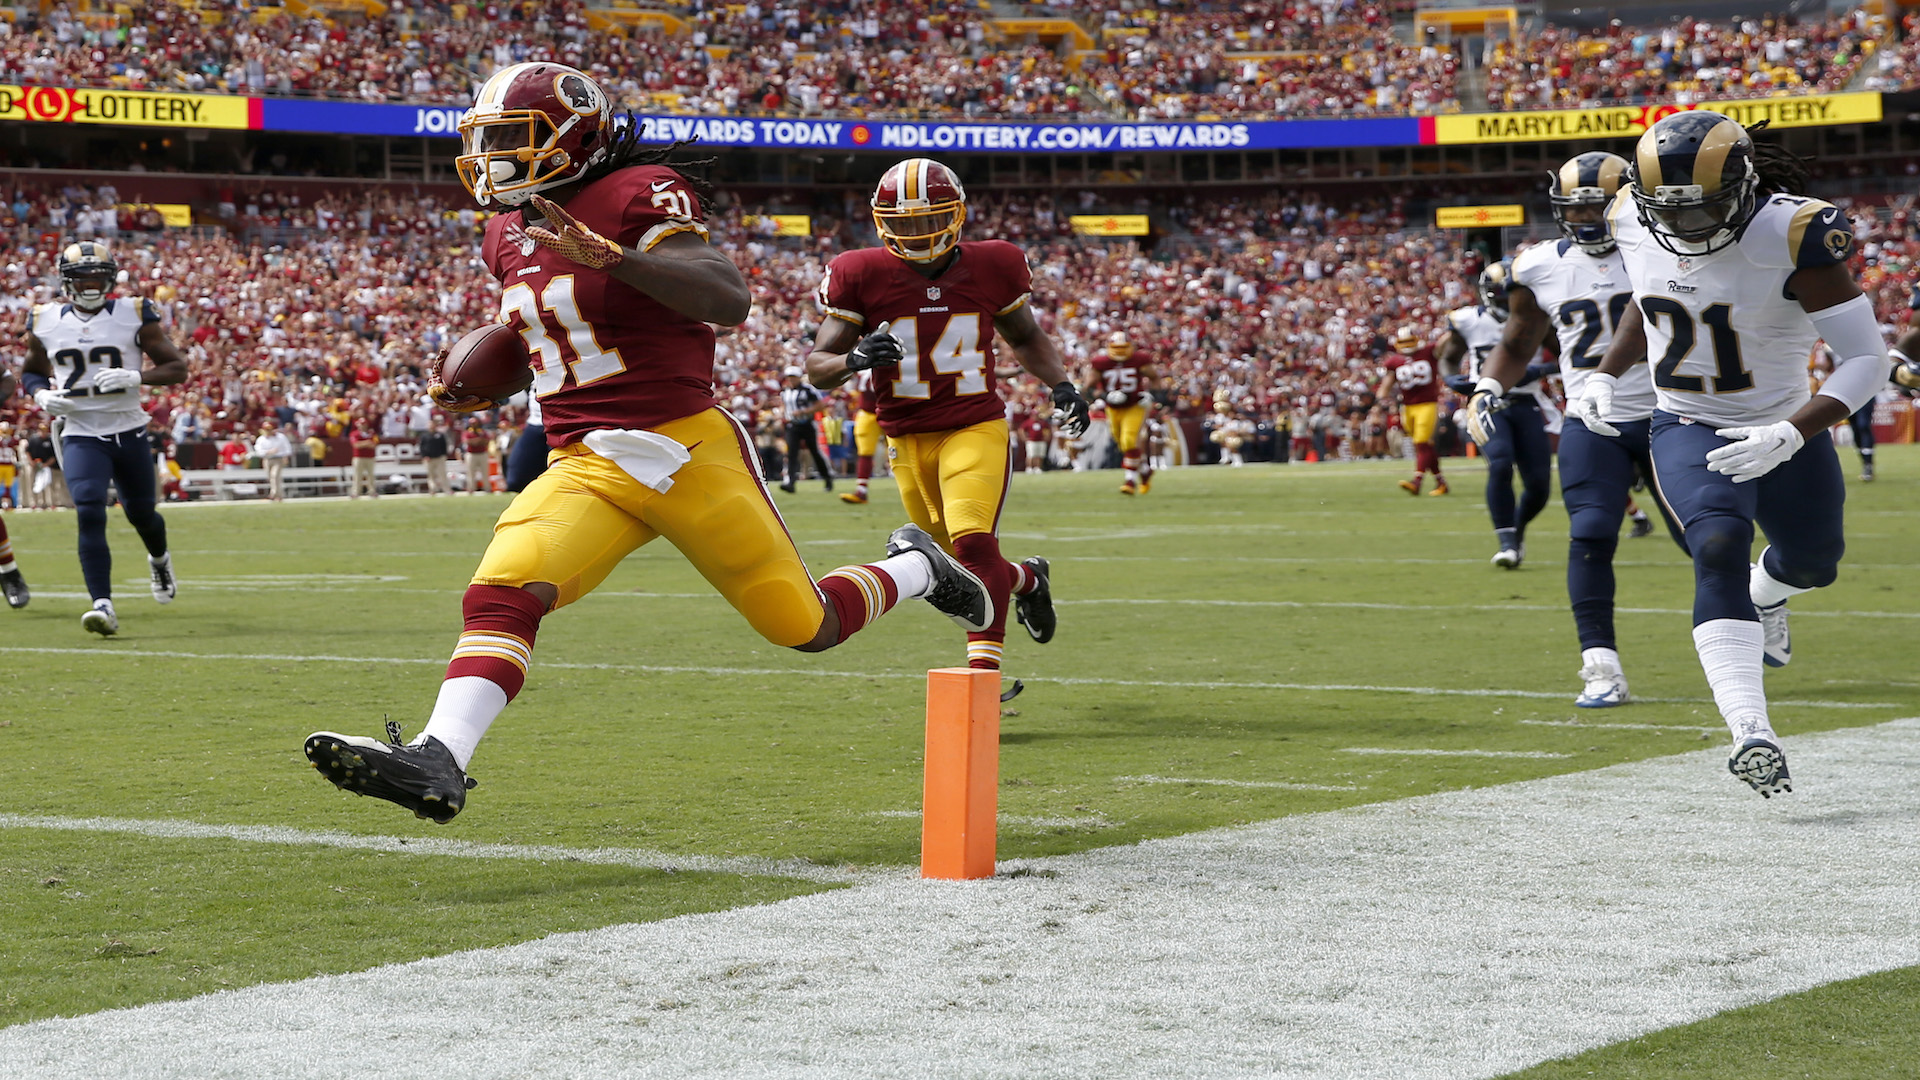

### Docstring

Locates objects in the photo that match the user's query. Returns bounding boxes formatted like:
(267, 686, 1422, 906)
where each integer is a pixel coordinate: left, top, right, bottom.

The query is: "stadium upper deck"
(0, 0, 1911, 121)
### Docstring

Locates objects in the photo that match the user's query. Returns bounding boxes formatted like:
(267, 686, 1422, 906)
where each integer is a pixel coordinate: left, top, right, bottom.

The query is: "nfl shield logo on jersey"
(926, 286, 941, 301)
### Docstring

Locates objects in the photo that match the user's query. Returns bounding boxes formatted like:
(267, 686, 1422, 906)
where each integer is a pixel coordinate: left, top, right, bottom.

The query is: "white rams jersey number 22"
(31, 297, 158, 438)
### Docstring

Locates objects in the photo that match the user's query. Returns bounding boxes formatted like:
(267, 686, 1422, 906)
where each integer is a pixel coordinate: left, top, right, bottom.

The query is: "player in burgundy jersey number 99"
(809, 157, 1092, 672)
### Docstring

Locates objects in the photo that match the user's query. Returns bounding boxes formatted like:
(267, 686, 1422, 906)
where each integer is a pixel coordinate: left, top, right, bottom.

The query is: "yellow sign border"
(1433, 92, 1881, 145)
(1435, 204, 1527, 228)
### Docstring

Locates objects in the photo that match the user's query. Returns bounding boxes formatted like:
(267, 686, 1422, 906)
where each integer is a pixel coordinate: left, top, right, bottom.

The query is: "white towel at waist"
(581, 428, 693, 493)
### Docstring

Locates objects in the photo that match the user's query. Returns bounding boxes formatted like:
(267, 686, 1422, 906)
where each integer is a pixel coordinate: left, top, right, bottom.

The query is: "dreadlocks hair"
(581, 114, 717, 216)
(1745, 119, 1811, 199)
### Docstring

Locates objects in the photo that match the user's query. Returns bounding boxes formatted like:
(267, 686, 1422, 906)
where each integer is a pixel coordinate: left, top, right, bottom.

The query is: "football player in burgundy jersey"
(306, 65, 992, 823)
(1379, 326, 1448, 496)
(839, 369, 882, 504)
(1088, 331, 1163, 494)
(0, 366, 26, 609)
(808, 157, 1091, 671)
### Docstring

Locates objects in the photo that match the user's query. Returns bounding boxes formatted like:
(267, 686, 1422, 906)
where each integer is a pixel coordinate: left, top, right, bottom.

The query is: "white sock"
(419, 676, 509, 770)
(0, 559, 14, 574)
(874, 550, 935, 600)
(1580, 646, 1621, 674)
(1125, 467, 1140, 484)
(1749, 550, 1810, 609)
(1691, 619, 1773, 740)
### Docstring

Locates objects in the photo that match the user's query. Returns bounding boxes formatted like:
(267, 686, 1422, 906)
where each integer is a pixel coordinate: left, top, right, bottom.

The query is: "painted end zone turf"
(4, 719, 1918, 1080)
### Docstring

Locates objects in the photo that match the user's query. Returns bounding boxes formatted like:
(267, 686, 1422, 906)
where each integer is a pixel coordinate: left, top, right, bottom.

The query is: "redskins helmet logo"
(556, 73, 602, 116)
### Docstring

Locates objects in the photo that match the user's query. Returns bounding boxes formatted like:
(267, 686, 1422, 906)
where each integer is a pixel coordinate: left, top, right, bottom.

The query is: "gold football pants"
(471, 407, 825, 647)
(1107, 403, 1147, 454)
(887, 417, 1010, 550)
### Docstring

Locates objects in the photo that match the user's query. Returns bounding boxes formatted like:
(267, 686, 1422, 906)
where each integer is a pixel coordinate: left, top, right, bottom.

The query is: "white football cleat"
(81, 599, 118, 637)
(1491, 543, 1524, 569)
(1728, 732, 1791, 798)
(1575, 663, 1629, 708)
(1756, 601, 1790, 667)
(149, 552, 176, 604)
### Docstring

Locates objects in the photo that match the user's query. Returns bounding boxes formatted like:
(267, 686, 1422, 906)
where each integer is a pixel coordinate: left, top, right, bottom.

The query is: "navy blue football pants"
(505, 423, 549, 493)
(63, 427, 168, 602)
(1847, 402, 1875, 458)
(1558, 417, 1686, 650)
(1649, 412, 1844, 627)
(1482, 397, 1552, 538)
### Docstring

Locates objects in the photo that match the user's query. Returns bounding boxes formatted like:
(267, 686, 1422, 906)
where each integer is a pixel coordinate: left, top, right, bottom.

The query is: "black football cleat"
(1014, 556, 1055, 644)
(1, 567, 27, 609)
(885, 523, 990, 631)
(305, 722, 476, 823)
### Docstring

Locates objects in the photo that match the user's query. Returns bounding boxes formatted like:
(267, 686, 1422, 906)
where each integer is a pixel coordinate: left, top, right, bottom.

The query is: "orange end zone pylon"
(921, 667, 1000, 879)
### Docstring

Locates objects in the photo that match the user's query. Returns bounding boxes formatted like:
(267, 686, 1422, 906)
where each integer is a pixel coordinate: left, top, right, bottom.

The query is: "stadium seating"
(1, 174, 1914, 480)
(0, 2, 1910, 120)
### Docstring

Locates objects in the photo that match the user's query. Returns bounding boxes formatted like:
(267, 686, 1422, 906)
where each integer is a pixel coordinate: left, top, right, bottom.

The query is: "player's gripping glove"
(1569, 372, 1621, 437)
(1051, 381, 1091, 438)
(525, 194, 624, 270)
(1893, 349, 1920, 392)
(425, 349, 495, 413)
(91, 367, 142, 393)
(1707, 421, 1804, 483)
(845, 320, 904, 372)
(33, 388, 74, 417)
(1464, 377, 1506, 447)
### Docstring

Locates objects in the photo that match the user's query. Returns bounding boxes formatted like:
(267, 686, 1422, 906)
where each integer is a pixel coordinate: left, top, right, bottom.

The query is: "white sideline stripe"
(0, 646, 1900, 711)
(1115, 774, 1358, 792)
(0, 813, 868, 885)
(1340, 747, 1573, 759)
(8, 720, 1920, 1080)
(20, 586, 1920, 623)
(1521, 719, 1723, 733)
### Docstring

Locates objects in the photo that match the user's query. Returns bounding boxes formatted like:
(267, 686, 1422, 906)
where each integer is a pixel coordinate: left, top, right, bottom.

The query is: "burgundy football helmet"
(457, 62, 612, 207)
(872, 158, 967, 263)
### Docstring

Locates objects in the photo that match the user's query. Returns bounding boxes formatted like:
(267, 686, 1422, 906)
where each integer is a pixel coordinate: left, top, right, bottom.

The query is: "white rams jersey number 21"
(31, 297, 159, 438)
(1610, 190, 1854, 427)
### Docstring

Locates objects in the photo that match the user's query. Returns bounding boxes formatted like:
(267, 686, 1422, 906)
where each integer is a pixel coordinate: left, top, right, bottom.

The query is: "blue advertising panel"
(256, 97, 1426, 151)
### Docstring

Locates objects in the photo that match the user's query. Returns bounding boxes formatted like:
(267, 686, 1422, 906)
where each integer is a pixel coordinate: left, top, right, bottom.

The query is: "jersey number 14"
(888, 314, 988, 399)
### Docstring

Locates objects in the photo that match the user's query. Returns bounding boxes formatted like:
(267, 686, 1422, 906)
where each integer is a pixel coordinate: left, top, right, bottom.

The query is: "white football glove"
(1706, 421, 1804, 483)
(1570, 373, 1621, 437)
(33, 388, 75, 416)
(92, 367, 143, 393)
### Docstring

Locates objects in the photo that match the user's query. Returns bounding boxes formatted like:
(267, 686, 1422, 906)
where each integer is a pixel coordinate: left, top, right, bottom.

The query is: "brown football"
(439, 323, 533, 402)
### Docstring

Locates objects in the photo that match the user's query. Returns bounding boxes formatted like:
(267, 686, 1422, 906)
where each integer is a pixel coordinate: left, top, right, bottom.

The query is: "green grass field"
(2, 449, 1916, 1075)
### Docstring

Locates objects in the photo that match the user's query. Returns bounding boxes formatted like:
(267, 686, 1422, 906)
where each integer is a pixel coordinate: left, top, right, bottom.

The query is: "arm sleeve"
(1808, 293, 1889, 414)
(816, 258, 864, 327)
(622, 170, 710, 252)
(992, 242, 1034, 316)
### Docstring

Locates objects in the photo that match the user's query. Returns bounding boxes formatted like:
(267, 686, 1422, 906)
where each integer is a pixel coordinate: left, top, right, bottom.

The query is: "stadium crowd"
(0, 1, 1913, 121)
(1483, 12, 1881, 111)
(2, 172, 1917, 499)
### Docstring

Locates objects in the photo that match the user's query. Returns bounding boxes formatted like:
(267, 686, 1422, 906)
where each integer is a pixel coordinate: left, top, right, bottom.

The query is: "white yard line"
(0, 646, 1900, 711)
(0, 813, 868, 885)
(1115, 774, 1358, 792)
(1339, 747, 1573, 759)
(5, 719, 1919, 1080)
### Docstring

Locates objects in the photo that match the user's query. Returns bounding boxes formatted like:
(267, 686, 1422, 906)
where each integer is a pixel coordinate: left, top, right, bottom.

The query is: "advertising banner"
(1434, 204, 1525, 228)
(1070, 214, 1151, 236)
(743, 214, 811, 236)
(1427, 92, 1880, 145)
(0, 85, 253, 129)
